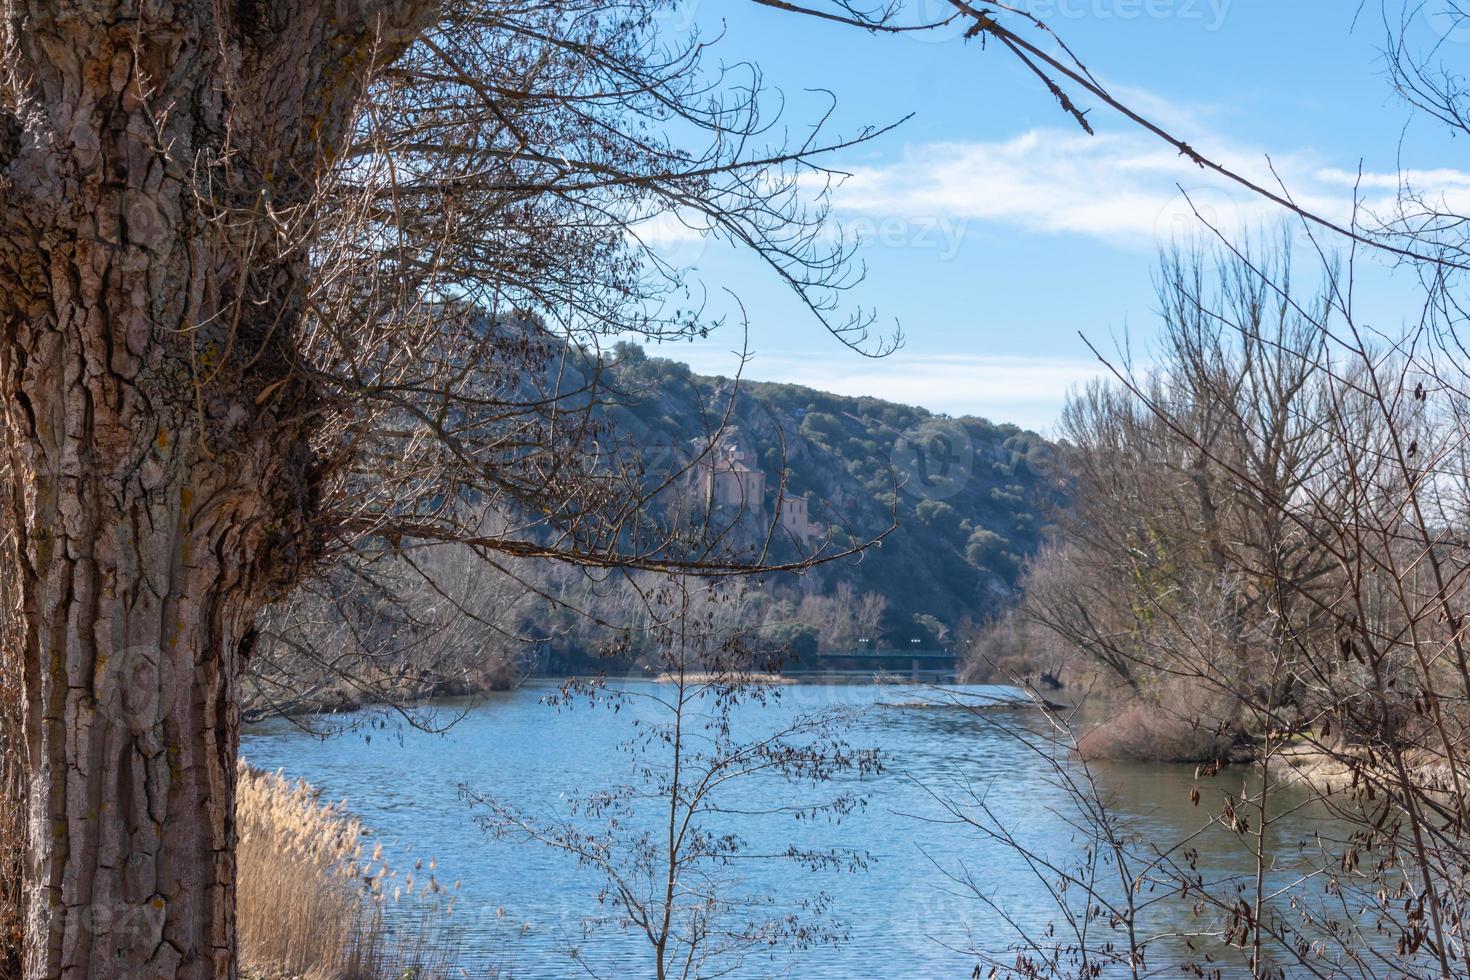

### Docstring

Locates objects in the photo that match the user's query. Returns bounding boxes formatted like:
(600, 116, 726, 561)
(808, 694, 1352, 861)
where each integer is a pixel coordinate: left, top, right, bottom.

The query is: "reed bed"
(236, 764, 465, 980)
(0, 535, 24, 980)
(3, 750, 476, 978)
(0, 682, 22, 980)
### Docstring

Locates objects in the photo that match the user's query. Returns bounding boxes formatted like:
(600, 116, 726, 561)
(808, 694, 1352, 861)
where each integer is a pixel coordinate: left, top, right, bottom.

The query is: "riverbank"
(1267, 740, 1468, 809)
(242, 664, 520, 724)
(877, 692, 1065, 711)
(245, 666, 987, 723)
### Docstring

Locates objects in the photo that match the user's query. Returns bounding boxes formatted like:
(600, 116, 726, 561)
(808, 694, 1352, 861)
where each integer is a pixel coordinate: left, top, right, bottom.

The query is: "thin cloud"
(827, 127, 1470, 248)
(1313, 167, 1470, 190)
(677, 348, 1107, 432)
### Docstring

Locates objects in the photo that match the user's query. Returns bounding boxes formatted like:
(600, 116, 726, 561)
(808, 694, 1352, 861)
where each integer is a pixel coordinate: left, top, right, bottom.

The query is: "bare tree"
(0, 3, 905, 974)
(463, 576, 879, 980)
(978, 224, 1470, 976)
(5, 1, 1452, 976)
(242, 537, 539, 727)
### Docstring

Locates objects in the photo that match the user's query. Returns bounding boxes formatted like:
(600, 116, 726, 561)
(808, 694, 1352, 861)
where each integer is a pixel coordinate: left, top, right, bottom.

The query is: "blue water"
(240, 680, 1328, 978)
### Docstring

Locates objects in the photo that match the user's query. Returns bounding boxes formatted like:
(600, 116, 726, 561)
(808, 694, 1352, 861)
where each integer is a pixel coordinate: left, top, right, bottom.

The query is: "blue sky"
(635, 1, 1468, 431)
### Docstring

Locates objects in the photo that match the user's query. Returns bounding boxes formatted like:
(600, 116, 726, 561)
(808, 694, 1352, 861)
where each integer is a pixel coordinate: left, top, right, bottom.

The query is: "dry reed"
(0, 518, 25, 980)
(0, 687, 21, 980)
(236, 764, 464, 980)
(4, 740, 472, 978)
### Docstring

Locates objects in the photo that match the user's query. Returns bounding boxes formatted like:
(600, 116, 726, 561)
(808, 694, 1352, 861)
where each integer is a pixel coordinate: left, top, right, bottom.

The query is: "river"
(241, 679, 1334, 978)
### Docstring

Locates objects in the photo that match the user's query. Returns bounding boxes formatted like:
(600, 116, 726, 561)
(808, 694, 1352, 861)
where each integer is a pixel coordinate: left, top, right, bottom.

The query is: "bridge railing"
(816, 649, 957, 661)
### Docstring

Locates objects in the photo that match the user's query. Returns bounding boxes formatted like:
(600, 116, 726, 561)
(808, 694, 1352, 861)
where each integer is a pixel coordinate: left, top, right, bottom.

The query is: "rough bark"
(0, 2, 430, 976)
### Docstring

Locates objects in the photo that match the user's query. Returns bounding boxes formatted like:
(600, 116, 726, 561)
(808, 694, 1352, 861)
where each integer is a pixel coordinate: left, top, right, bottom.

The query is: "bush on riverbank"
(237, 764, 463, 980)
(245, 659, 521, 724)
(1075, 683, 1240, 764)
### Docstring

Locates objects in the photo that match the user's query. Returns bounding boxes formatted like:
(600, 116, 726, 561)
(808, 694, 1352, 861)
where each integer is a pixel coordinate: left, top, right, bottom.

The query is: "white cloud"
(631, 92, 1470, 429)
(676, 347, 1108, 432)
(824, 126, 1470, 250)
(626, 209, 715, 270)
(1312, 167, 1470, 191)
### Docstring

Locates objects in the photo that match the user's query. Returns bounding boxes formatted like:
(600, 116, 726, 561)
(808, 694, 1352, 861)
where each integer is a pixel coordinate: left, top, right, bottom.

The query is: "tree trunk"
(0, 3, 429, 976)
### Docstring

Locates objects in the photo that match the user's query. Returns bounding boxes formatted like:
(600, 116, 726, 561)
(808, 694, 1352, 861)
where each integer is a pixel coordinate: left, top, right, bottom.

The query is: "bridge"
(529, 646, 964, 683)
(788, 648, 961, 682)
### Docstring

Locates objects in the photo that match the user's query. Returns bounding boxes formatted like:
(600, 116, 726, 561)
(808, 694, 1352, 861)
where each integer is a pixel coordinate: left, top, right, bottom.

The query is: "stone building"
(702, 437, 765, 513)
(777, 494, 823, 544)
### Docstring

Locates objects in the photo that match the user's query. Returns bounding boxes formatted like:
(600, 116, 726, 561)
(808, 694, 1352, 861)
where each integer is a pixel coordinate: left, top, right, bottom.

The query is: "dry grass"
(0, 553, 24, 980)
(236, 764, 464, 980)
(0, 705, 21, 980)
(1075, 683, 1240, 764)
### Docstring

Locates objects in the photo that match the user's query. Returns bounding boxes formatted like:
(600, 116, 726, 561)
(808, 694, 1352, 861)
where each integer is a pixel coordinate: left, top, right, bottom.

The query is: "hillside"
(241, 326, 1063, 719)
(588, 342, 1059, 651)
